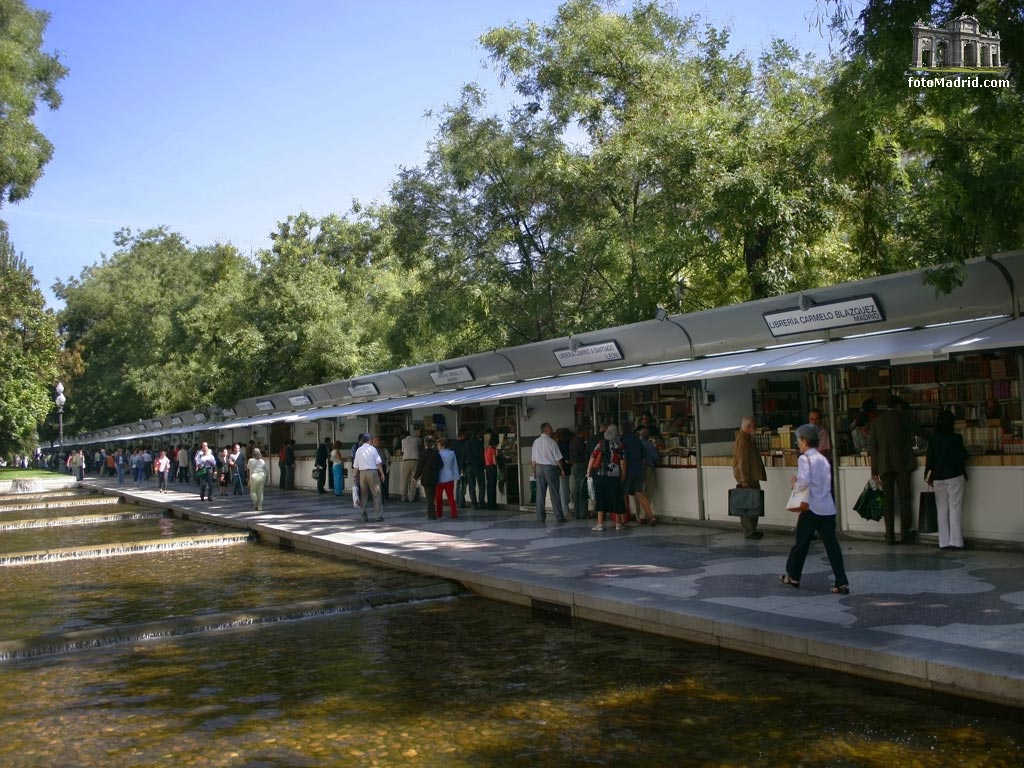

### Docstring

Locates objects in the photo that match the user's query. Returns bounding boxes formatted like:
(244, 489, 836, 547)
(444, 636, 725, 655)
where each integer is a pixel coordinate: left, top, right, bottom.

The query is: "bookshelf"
(458, 406, 485, 435)
(807, 352, 1022, 456)
(376, 413, 406, 446)
(492, 405, 517, 434)
(753, 379, 803, 430)
(620, 386, 695, 438)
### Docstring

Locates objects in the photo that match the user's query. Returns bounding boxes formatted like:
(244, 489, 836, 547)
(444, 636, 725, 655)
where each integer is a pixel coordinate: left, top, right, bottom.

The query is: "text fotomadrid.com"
(907, 75, 1011, 88)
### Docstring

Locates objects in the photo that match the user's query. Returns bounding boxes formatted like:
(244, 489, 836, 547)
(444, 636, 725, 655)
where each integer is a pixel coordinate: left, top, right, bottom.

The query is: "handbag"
(312, 466, 323, 480)
(728, 486, 764, 517)
(785, 487, 809, 512)
(853, 479, 884, 521)
(918, 491, 938, 534)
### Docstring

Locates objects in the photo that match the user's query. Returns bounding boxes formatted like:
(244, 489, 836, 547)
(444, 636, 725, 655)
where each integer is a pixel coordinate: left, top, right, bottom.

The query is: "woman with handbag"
(780, 423, 850, 594)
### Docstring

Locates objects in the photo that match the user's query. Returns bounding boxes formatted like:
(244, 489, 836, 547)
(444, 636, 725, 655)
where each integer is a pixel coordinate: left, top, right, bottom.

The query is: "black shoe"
(750, 531, 764, 540)
(902, 531, 918, 544)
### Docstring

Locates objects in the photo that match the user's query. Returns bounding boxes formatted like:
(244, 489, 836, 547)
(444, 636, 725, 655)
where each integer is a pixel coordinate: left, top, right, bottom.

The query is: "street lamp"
(55, 382, 66, 468)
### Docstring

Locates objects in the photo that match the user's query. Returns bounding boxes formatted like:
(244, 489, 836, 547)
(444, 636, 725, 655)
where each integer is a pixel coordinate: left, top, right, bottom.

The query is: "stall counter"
(838, 465, 1024, 543)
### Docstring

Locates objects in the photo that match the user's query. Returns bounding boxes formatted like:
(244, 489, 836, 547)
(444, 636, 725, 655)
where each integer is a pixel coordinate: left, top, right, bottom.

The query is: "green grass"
(0, 468, 62, 479)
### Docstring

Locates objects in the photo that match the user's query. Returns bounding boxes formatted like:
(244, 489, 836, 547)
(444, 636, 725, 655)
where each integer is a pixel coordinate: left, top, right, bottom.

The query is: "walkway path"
(81, 477, 1024, 709)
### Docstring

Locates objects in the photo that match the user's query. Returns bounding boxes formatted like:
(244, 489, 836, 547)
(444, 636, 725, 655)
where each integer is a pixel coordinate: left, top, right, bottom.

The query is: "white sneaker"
(592, 525, 604, 531)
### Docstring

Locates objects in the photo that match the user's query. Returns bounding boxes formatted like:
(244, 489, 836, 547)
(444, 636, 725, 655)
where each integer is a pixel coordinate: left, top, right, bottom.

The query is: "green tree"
(0, 0, 68, 206)
(0, 223, 61, 456)
(250, 210, 408, 389)
(822, 0, 1024, 287)
(55, 228, 255, 430)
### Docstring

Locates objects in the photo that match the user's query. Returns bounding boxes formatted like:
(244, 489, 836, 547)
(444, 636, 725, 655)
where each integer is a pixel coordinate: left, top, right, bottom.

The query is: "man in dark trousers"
(463, 430, 485, 510)
(285, 440, 297, 490)
(315, 437, 331, 494)
(452, 429, 469, 508)
(278, 444, 288, 490)
(870, 395, 928, 544)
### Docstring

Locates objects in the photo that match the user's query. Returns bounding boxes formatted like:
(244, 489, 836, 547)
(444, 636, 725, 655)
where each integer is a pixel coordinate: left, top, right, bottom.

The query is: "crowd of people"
(32, 393, 972, 567)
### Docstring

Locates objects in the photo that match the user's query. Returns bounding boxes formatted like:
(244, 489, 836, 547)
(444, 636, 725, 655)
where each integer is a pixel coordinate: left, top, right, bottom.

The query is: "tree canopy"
(0, 223, 61, 456)
(0, 0, 68, 206)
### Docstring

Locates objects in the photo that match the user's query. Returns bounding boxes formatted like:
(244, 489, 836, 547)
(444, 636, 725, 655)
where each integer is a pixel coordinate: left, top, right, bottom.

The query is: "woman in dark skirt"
(589, 427, 627, 531)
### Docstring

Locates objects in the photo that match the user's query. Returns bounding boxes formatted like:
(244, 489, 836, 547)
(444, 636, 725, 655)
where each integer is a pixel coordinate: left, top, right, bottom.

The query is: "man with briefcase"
(732, 415, 766, 539)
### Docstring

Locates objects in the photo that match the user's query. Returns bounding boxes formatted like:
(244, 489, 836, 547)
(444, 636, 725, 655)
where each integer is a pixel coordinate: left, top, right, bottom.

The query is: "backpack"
(595, 439, 620, 478)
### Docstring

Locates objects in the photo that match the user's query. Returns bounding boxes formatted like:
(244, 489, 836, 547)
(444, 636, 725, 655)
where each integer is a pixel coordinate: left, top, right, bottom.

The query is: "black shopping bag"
(853, 480, 884, 522)
(728, 487, 764, 517)
(918, 491, 938, 534)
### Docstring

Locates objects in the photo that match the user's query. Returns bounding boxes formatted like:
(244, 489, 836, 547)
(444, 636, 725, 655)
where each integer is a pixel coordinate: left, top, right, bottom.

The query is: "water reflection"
(1, 595, 1020, 767)
(0, 545, 444, 641)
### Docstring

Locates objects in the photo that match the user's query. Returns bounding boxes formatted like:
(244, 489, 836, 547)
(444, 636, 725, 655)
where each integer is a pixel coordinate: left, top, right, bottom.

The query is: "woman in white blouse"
(779, 424, 850, 594)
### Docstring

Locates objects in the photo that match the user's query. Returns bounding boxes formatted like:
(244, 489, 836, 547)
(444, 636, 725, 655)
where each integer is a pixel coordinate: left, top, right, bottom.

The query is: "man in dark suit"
(870, 396, 927, 544)
(315, 437, 330, 494)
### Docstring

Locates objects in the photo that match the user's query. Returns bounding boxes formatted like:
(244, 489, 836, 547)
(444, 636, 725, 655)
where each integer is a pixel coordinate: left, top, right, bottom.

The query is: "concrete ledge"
(0, 476, 80, 495)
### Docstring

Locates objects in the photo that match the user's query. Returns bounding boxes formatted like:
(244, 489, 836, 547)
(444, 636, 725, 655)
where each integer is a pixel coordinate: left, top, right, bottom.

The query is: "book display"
(753, 379, 803, 430)
(620, 385, 696, 465)
(806, 352, 1022, 463)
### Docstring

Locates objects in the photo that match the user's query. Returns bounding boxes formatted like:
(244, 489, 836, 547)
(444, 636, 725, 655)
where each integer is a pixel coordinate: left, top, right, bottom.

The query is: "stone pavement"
(82, 476, 1024, 709)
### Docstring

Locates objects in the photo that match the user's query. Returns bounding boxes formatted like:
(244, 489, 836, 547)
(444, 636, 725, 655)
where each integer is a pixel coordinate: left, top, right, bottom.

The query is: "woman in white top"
(247, 449, 268, 511)
(780, 424, 850, 594)
(154, 450, 171, 493)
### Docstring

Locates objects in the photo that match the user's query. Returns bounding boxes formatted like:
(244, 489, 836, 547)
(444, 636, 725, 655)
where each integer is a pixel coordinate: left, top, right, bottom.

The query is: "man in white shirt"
(400, 431, 421, 502)
(353, 432, 385, 522)
(531, 422, 566, 523)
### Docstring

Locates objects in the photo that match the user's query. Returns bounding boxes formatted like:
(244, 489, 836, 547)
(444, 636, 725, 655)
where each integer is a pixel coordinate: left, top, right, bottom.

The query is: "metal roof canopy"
(939, 316, 1024, 355)
(765, 317, 1013, 372)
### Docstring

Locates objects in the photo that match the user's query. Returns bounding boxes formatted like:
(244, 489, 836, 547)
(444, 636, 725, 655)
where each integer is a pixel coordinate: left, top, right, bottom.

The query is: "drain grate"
(530, 598, 572, 618)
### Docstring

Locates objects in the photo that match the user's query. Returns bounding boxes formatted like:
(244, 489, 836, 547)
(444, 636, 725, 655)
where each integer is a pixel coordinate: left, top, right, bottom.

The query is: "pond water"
(0, 497, 1021, 767)
(0, 514, 207, 554)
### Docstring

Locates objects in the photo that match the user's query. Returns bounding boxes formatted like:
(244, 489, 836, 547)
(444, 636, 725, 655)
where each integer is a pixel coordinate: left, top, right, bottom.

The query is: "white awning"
(939, 316, 1024, 355)
(762, 317, 1010, 371)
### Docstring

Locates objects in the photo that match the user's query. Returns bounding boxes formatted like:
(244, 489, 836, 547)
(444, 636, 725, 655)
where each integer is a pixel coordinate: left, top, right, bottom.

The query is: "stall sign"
(430, 366, 474, 386)
(348, 382, 379, 397)
(554, 341, 624, 368)
(764, 296, 885, 337)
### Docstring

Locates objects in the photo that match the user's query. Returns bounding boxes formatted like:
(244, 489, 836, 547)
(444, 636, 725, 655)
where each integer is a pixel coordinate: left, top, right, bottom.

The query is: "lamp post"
(55, 382, 66, 470)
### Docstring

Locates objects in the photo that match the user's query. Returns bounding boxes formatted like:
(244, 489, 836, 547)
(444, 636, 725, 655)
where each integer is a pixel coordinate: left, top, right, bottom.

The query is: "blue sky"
(7, 1, 837, 307)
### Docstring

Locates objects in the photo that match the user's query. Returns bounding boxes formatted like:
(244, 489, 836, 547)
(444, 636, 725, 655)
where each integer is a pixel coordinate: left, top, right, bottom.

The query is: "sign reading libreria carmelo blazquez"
(763, 296, 885, 338)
